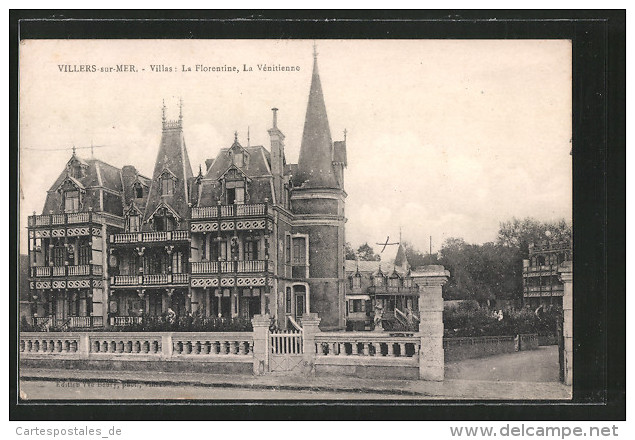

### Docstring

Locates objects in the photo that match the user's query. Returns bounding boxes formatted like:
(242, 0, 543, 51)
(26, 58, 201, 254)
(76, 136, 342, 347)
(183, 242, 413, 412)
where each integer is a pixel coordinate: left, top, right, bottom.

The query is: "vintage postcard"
(18, 38, 573, 402)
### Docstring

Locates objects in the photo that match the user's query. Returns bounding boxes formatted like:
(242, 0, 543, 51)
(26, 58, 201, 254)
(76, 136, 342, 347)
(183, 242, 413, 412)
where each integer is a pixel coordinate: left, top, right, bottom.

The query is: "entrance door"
(293, 285, 306, 320)
(221, 296, 231, 318)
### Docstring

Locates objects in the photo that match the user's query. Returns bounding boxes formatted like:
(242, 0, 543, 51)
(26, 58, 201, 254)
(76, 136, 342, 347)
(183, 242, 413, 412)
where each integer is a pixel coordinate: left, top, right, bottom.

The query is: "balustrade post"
(412, 265, 449, 381)
(399, 342, 406, 357)
(301, 313, 320, 370)
(251, 314, 270, 375)
(559, 261, 573, 386)
(363, 342, 370, 356)
(387, 342, 394, 357)
(161, 334, 173, 359)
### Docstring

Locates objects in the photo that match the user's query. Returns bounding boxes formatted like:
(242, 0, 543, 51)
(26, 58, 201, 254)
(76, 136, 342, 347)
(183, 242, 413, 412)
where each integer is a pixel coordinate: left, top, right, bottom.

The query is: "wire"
(22, 145, 108, 152)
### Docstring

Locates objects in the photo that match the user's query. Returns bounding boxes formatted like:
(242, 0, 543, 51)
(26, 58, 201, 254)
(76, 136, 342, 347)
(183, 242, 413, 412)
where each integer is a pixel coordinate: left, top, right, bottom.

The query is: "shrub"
(443, 303, 561, 338)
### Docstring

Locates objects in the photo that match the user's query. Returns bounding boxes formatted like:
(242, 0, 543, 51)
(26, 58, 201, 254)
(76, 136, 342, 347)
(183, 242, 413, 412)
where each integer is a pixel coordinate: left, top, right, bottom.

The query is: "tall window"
(64, 190, 79, 213)
(286, 287, 292, 314)
(233, 152, 244, 167)
(154, 215, 174, 232)
(78, 240, 91, 265)
(53, 244, 65, 267)
(292, 237, 306, 265)
(161, 178, 174, 196)
(352, 275, 361, 289)
(285, 235, 291, 264)
(389, 277, 400, 288)
(127, 214, 140, 232)
(172, 251, 183, 274)
(244, 239, 258, 261)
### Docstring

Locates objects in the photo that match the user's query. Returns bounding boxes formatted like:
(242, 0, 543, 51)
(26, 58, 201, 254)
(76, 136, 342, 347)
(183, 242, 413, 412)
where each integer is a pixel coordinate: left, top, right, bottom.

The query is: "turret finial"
(234, 131, 238, 142)
(72, 145, 76, 155)
(313, 41, 318, 59)
(344, 128, 347, 141)
(162, 99, 166, 122)
(179, 97, 183, 120)
(247, 126, 250, 146)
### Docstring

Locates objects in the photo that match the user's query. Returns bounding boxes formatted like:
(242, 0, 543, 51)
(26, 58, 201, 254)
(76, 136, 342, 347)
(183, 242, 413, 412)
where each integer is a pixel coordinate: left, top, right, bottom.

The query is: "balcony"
(30, 264, 103, 278)
(191, 260, 272, 275)
(28, 211, 124, 228)
(110, 230, 191, 244)
(367, 286, 420, 295)
(191, 203, 268, 220)
(523, 265, 558, 275)
(111, 273, 190, 286)
(523, 285, 565, 297)
(30, 316, 104, 329)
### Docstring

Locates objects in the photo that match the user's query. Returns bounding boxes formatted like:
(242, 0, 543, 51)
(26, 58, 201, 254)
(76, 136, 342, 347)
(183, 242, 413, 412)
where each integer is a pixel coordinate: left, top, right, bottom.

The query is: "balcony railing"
(29, 316, 104, 329)
(111, 273, 190, 286)
(523, 265, 558, 274)
(181, 260, 274, 275)
(191, 203, 268, 220)
(31, 265, 103, 278)
(191, 261, 219, 274)
(110, 230, 191, 244)
(367, 286, 421, 295)
(28, 212, 124, 228)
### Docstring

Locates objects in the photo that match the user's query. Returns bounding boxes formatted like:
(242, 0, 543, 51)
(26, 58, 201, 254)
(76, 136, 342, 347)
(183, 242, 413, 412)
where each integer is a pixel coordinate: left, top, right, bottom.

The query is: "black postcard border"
(9, 10, 626, 421)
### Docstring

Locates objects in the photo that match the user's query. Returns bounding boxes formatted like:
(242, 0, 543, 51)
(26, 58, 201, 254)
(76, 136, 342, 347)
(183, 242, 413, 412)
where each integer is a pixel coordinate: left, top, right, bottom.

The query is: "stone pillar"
(413, 265, 450, 381)
(251, 314, 270, 375)
(559, 261, 573, 386)
(79, 334, 90, 359)
(161, 334, 173, 360)
(302, 313, 321, 371)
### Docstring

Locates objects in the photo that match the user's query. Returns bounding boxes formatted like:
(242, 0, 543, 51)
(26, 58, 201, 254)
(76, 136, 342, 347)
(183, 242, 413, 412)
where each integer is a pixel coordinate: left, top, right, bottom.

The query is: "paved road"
(445, 346, 560, 382)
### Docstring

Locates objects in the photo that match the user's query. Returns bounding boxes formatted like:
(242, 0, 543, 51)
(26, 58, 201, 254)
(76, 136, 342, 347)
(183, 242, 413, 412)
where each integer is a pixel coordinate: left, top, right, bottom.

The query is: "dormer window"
(352, 274, 361, 289)
(134, 183, 144, 199)
(233, 152, 244, 168)
(226, 180, 245, 205)
(161, 177, 174, 196)
(64, 190, 80, 213)
(127, 214, 140, 232)
(374, 274, 385, 287)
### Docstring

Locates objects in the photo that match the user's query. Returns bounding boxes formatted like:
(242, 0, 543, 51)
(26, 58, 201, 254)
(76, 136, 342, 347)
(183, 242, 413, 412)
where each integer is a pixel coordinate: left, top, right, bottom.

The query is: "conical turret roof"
(296, 50, 338, 189)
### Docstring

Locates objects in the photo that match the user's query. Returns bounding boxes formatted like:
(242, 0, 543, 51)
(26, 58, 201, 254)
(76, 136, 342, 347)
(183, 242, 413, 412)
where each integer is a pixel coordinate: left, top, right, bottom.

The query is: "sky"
(18, 39, 572, 257)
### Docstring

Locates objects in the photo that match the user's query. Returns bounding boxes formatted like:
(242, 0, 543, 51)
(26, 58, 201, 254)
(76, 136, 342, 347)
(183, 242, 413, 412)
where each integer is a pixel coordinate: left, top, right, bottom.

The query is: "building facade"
(522, 240, 572, 308)
(344, 245, 420, 331)
(26, 50, 348, 331)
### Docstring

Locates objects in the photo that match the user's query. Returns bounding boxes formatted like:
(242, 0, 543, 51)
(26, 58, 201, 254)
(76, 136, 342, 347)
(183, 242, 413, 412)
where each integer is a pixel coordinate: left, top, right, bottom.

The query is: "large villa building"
(25, 49, 348, 331)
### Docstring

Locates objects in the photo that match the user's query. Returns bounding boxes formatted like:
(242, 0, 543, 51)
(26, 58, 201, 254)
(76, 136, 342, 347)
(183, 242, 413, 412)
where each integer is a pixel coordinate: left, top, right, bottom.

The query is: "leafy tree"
(356, 243, 381, 261)
(402, 241, 438, 269)
(344, 242, 356, 260)
(497, 217, 571, 257)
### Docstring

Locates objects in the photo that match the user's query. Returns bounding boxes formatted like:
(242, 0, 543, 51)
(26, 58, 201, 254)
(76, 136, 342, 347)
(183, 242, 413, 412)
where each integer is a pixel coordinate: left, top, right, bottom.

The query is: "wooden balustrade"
(110, 231, 191, 244)
(52, 266, 66, 277)
(191, 203, 267, 220)
(28, 212, 124, 228)
(191, 261, 219, 274)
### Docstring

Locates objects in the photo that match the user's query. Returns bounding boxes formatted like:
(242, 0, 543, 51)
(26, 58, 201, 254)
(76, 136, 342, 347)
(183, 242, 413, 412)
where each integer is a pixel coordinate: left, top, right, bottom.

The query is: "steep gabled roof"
(196, 141, 274, 207)
(142, 116, 193, 227)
